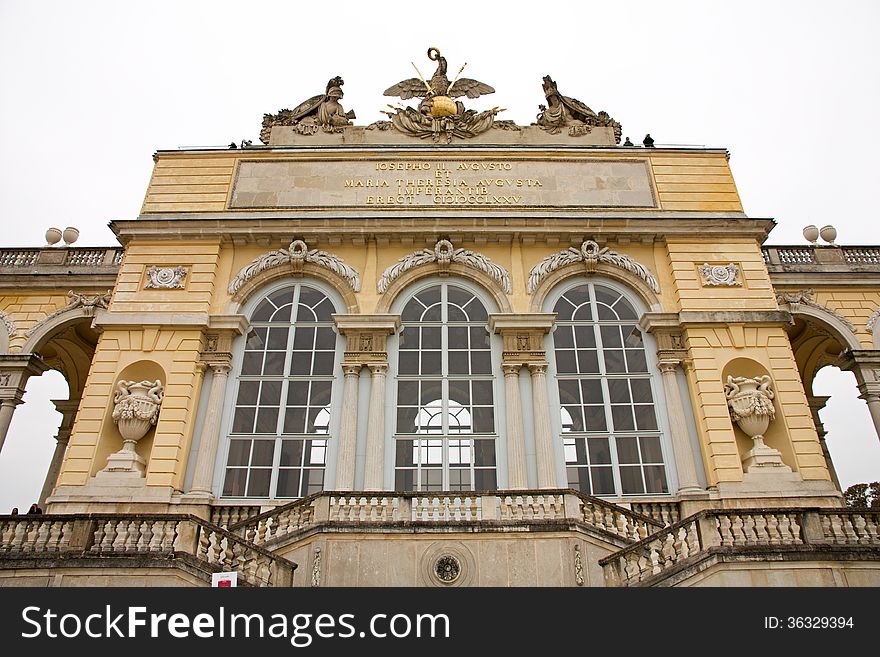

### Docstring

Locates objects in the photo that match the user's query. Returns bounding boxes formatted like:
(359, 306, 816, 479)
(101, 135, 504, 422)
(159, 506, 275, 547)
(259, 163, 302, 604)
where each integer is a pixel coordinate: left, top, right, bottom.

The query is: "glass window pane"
(584, 406, 607, 432)
(227, 440, 251, 467)
(592, 467, 616, 495)
(554, 296, 576, 321)
(287, 381, 309, 406)
(473, 439, 496, 466)
(399, 351, 419, 375)
(625, 350, 648, 373)
(246, 328, 267, 350)
(306, 439, 327, 465)
(289, 351, 311, 376)
(250, 301, 275, 323)
(236, 381, 259, 405)
(471, 381, 493, 405)
(307, 407, 330, 433)
(280, 440, 304, 467)
(396, 406, 419, 433)
(241, 353, 263, 376)
(640, 436, 664, 463)
(312, 352, 335, 376)
(635, 405, 658, 431)
(474, 469, 496, 491)
(314, 327, 336, 350)
(310, 380, 332, 406)
(600, 326, 622, 348)
(566, 438, 588, 465)
(448, 380, 471, 405)
(269, 304, 291, 323)
(268, 287, 295, 310)
(620, 466, 644, 495)
(568, 467, 591, 495)
(565, 285, 592, 309)
(573, 326, 596, 348)
(630, 379, 653, 403)
(554, 326, 574, 348)
(588, 437, 612, 464)
(395, 469, 415, 491)
(223, 469, 248, 496)
(267, 327, 289, 349)
(623, 327, 642, 348)
(617, 436, 640, 464)
(612, 405, 635, 431)
(232, 407, 256, 434)
(448, 326, 469, 348)
(608, 379, 630, 403)
(562, 405, 584, 432)
(556, 350, 577, 374)
(292, 327, 315, 350)
(470, 327, 490, 348)
(260, 380, 282, 406)
(558, 379, 581, 404)
(421, 350, 441, 375)
(614, 298, 638, 320)
(311, 297, 335, 323)
(448, 351, 469, 375)
(421, 326, 441, 349)
(276, 469, 302, 498)
(263, 351, 286, 375)
(604, 350, 626, 373)
(577, 350, 600, 373)
(283, 407, 306, 434)
(251, 440, 275, 466)
(473, 406, 495, 433)
(470, 351, 492, 375)
(400, 326, 419, 349)
(401, 299, 425, 323)
(580, 379, 603, 404)
(644, 466, 669, 494)
(395, 440, 416, 467)
(246, 469, 272, 497)
(255, 408, 279, 434)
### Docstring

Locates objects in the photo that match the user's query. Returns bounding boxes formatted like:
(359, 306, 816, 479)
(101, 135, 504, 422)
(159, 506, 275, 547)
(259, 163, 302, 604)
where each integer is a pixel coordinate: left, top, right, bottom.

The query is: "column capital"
(502, 364, 522, 377)
(207, 362, 232, 376)
(527, 362, 549, 376)
(342, 363, 363, 376)
(657, 359, 681, 375)
(368, 363, 389, 376)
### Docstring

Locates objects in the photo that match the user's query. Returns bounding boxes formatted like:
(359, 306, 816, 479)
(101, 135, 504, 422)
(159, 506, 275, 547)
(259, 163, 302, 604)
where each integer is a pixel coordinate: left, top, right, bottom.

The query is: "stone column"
(806, 394, 840, 491)
(837, 350, 880, 445)
(0, 354, 49, 455)
(363, 363, 388, 491)
(529, 363, 558, 489)
(658, 360, 703, 494)
(334, 363, 362, 491)
(38, 399, 79, 507)
(186, 362, 231, 499)
(502, 364, 527, 489)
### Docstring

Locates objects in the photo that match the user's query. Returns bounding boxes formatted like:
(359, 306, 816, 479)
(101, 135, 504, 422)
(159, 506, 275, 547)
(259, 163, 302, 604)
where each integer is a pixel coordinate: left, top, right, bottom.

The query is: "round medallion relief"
(434, 555, 461, 583)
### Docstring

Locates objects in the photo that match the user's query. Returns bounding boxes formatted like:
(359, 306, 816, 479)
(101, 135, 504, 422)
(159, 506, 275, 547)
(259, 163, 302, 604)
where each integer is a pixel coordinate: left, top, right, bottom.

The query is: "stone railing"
(0, 247, 124, 269)
(630, 501, 681, 526)
(763, 245, 880, 272)
(210, 504, 267, 529)
(600, 508, 880, 586)
(0, 514, 295, 587)
(227, 489, 663, 547)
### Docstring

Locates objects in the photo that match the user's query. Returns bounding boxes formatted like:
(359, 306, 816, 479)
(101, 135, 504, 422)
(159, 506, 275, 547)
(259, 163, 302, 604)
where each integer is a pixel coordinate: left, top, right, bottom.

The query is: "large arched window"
(551, 282, 669, 496)
(394, 283, 498, 491)
(221, 284, 338, 499)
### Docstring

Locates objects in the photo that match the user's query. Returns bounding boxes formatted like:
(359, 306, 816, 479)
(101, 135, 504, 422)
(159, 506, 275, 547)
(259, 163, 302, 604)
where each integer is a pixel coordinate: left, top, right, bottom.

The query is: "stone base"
(715, 473, 842, 506)
(180, 490, 215, 504)
(99, 449, 146, 475)
(742, 445, 791, 473)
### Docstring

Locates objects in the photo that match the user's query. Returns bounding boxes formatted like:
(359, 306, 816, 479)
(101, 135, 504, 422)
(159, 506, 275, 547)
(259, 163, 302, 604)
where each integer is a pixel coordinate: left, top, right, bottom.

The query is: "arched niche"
(92, 360, 166, 477)
(721, 357, 797, 473)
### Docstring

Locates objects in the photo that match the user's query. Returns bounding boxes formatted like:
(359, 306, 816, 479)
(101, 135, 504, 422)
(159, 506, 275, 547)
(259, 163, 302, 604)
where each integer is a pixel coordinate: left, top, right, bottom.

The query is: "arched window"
(394, 283, 498, 491)
(551, 282, 669, 496)
(221, 284, 338, 499)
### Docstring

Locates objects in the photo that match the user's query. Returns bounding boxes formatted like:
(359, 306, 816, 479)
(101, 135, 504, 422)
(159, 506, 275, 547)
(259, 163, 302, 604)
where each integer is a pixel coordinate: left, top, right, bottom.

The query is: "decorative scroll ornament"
(0, 309, 15, 338)
(25, 290, 112, 337)
(699, 263, 742, 287)
(775, 289, 857, 333)
(378, 239, 511, 294)
(145, 265, 188, 289)
(535, 76, 622, 143)
(260, 76, 355, 143)
(527, 240, 660, 294)
(381, 48, 502, 143)
(112, 379, 164, 444)
(228, 239, 361, 296)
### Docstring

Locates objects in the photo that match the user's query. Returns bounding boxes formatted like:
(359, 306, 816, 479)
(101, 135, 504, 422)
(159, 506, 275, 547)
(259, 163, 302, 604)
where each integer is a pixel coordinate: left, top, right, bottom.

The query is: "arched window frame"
(213, 278, 347, 501)
(386, 276, 506, 491)
(543, 276, 678, 498)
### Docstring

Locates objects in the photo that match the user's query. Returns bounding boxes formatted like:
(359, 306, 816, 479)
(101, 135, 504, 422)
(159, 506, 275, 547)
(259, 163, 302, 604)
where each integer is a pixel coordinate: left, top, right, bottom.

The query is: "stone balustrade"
(210, 504, 266, 529)
(0, 514, 296, 587)
(222, 489, 663, 547)
(630, 501, 681, 526)
(600, 508, 880, 586)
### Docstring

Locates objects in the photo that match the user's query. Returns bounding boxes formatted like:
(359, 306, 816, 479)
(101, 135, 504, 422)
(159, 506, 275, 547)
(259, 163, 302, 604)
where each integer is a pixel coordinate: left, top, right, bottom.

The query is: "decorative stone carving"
(574, 544, 584, 586)
(866, 309, 880, 333)
(145, 265, 188, 289)
(699, 263, 742, 287)
(528, 240, 660, 294)
(0, 309, 15, 338)
(228, 239, 360, 296)
(311, 546, 322, 587)
(434, 555, 461, 583)
(535, 76, 622, 143)
(724, 375, 790, 472)
(382, 48, 502, 142)
(378, 239, 511, 294)
(26, 290, 112, 337)
(112, 379, 164, 442)
(775, 289, 857, 333)
(105, 379, 164, 475)
(260, 76, 355, 143)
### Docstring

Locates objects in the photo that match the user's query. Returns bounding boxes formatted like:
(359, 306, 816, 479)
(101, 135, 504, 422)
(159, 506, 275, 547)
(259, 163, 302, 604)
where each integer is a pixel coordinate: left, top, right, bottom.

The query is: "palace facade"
(1, 59, 879, 586)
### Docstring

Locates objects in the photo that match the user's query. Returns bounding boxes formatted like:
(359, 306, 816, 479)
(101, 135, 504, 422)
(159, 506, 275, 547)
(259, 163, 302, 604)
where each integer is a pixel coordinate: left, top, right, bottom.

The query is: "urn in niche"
(104, 379, 164, 474)
(724, 375, 790, 472)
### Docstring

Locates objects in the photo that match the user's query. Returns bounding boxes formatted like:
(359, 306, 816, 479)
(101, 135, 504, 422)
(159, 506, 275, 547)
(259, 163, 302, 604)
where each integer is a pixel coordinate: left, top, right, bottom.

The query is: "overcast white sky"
(1, 0, 879, 511)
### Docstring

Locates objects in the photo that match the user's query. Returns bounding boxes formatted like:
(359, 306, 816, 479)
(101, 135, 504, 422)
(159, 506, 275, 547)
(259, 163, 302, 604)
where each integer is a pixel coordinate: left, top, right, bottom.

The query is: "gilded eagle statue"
(384, 47, 495, 117)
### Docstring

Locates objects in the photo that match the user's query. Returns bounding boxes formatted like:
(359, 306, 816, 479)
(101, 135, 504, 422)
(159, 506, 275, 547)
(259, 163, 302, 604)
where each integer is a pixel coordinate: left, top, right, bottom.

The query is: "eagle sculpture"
(384, 47, 494, 117)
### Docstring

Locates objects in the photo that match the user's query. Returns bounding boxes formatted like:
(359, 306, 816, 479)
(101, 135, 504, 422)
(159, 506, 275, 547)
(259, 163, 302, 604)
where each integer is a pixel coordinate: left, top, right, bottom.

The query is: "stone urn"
(724, 375, 789, 472)
(105, 379, 164, 474)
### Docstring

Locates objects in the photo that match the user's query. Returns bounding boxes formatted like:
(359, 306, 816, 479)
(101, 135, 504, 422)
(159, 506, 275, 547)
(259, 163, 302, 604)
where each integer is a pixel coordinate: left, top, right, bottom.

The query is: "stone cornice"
(677, 310, 792, 326)
(92, 311, 210, 329)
